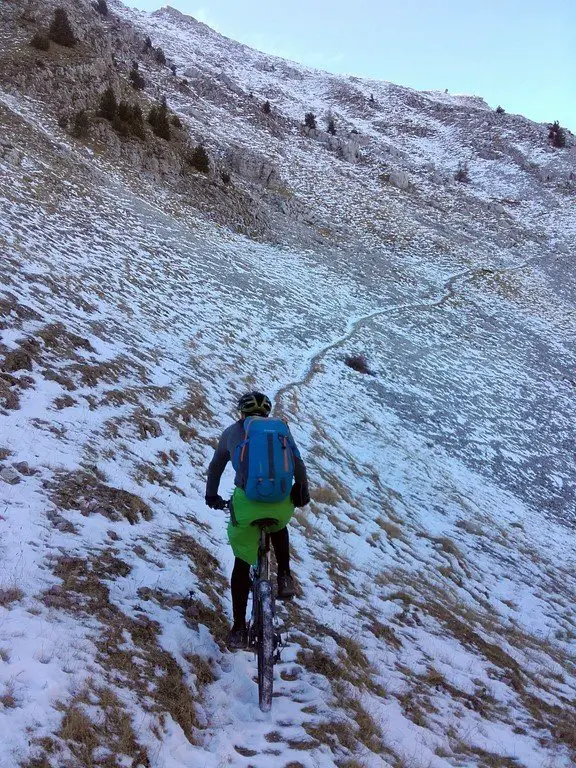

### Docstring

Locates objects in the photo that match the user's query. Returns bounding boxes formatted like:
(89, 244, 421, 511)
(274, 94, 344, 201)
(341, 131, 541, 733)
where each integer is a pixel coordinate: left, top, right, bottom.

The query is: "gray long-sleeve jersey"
(205, 419, 308, 497)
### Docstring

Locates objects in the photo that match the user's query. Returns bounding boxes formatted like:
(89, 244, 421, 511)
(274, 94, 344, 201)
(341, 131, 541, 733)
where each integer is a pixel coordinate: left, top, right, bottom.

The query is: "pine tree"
(148, 99, 170, 140)
(262, 100, 271, 115)
(304, 112, 317, 130)
(549, 121, 566, 149)
(326, 117, 336, 135)
(189, 144, 210, 173)
(454, 161, 470, 183)
(94, 0, 108, 16)
(72, 110, 90, 138)
(129, 63, 145, 91)
(496, 105, 505, 114)
(30, 33, 50, 51)
(49, 7, 77, 47)
(99, 86, 117, 121)
(155, 47, 166, 65)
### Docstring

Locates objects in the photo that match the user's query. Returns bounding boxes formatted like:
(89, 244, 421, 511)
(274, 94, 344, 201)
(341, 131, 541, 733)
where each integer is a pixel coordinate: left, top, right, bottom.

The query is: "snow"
(1, 0, 576, 766)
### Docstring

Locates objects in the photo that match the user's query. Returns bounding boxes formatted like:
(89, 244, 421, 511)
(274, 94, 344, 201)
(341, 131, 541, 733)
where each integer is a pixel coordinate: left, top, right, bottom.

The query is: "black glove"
(290, 483, 310, 508)
(205, 494, 227, 510)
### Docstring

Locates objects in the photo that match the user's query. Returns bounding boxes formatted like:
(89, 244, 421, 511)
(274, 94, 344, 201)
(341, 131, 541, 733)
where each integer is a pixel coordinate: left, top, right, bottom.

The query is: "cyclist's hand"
(205, 494, 227, 510)
(290, 483, 310, 508)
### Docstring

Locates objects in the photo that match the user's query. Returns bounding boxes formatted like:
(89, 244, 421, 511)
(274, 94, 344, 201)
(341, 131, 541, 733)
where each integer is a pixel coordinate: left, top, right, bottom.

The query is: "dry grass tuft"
(168, 531, 228, 609)
(311, 484, 341, 505)
(0, 681, 18, 709)
(37, 322, 94, 354)
(375, 516, 403, 540)
(50, 683, 150, 767)
(42, 555, 201, 744)
(0, 586, 25, 606)
(47, 470, 153, 524)
(183, 653, 217, 693)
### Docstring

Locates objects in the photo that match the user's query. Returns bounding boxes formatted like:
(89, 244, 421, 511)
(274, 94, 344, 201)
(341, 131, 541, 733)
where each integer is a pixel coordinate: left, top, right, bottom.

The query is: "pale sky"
(129, 0, 575, 132)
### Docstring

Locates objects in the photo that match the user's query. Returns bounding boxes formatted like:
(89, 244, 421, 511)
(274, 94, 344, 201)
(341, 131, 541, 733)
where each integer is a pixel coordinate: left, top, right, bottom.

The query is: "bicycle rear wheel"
(257, 580, 274, 712)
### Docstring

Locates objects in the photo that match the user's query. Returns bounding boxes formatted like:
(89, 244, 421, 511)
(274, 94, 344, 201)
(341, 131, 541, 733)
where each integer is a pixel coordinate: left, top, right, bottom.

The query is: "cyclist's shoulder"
(221, 419, 244, 440)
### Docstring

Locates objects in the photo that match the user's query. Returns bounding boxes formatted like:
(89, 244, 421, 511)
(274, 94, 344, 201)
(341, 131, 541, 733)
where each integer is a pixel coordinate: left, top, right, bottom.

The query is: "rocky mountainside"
(1, 1, 576, 767)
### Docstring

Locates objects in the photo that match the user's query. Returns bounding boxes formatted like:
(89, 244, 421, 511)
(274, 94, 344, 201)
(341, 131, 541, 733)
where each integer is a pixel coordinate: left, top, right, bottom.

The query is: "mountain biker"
(205, 391, 310, 650)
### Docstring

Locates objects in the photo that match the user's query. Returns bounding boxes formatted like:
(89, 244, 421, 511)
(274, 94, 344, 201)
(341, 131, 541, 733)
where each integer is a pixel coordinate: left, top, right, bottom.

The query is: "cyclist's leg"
(231, 557, 251, 630)
(270, 526, 290, 576)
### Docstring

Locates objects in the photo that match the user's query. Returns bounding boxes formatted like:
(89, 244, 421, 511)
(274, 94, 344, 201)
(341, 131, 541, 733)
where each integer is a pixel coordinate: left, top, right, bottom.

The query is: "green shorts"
(228, 487, 294, 565)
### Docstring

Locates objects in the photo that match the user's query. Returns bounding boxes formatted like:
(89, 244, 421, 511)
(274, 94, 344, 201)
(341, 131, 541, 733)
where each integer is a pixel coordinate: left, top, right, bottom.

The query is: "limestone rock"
(224, 146, 280, 188)
(0, 467, 21, 484)
(389, 169, 411, 191)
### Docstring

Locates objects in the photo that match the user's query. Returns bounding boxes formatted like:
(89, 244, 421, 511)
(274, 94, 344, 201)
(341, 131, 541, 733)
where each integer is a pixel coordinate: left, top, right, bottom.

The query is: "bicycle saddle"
(250, 517, 279, 528)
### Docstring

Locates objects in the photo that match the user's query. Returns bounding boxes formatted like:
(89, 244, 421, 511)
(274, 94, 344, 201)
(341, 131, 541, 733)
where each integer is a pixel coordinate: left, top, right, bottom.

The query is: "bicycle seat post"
(250, 518, 278, 583)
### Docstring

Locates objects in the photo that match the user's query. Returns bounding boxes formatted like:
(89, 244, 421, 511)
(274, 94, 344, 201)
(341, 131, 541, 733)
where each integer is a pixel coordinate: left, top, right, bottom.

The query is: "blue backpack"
(234, 416, 295, 503)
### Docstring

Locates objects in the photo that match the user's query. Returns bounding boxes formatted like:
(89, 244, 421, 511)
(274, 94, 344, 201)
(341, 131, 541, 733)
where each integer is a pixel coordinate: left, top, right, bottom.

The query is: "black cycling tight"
(231, 526, 290, 629)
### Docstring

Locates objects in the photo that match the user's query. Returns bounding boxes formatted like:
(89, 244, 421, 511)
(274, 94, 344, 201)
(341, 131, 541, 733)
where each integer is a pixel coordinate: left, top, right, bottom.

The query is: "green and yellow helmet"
(237, 391, 272, 416)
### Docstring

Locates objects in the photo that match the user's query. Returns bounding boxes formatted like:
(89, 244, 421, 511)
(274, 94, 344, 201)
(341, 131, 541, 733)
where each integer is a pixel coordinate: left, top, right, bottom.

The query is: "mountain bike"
(247, 517, 281, 712)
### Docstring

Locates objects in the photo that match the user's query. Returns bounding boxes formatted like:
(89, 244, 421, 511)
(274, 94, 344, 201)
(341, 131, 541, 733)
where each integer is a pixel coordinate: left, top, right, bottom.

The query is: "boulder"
(389, 169, 411, 191)
(224, 146, 279, 188)
(0, 467, 21, 485)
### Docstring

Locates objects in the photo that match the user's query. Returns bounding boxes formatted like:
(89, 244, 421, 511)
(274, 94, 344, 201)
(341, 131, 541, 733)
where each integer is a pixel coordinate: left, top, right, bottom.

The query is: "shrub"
(304, 112, 317, 130)
(148, 98, 170, 140)
(49, 7, 76, 47)
(93, 0, 108, 16)
(454, 161, 470, 183)
(129, 64, 145, 91)
(127, 104, 145, 139)
(496, 105, 505, 114)
(170, 64, 177, 75)
(143, 36, 152, 51)
(99, 86, 117, 121)
(221, 171, 231, 185)
(189, 144, 210, 173)
(30, 32, 50, 51)
(549, 120, 566, 149)
(262, 100, 271, 115)
(155, 47, 166, 65)
(72, 109, 89, 138)
(344, 354, 371, 374)
(326, 117, 336, 135)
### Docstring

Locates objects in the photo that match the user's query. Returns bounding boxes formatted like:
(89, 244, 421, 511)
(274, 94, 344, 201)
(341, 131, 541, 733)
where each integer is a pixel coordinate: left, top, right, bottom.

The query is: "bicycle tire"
(257, 580, 274, 712)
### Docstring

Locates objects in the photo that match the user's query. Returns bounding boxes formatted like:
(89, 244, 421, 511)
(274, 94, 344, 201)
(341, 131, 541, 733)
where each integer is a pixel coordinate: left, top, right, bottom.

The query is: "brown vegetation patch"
(44, 683, 151, 768)
(375, 516, 403, 540)
(0, 586, 25, 606)
(311, 484, 340, 506)
(0, 293, 42, 328)
(133, 460, 184, 495)
(43, 555, 201, 744)
(168, 531, 228, 620)
(168, 383, 215, 427)
(0, 682, 18, 709)
(183, 653, 217, 694)
(2, 338, 41, 372)
(314, 543, 358, 600)
(235, 745, 258, 757)
(47, 470, 153, 523)
(53, 394, 77, 409)
(37, 322, 94, 354)
(364, 618, 402, 649)
(66, 355, 147, 388)
(291, 609, 383, 695)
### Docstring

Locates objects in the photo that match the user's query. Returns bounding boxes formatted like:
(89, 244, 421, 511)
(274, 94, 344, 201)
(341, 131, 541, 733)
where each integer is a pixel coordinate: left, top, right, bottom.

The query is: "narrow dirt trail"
(273, 255, 540, 412)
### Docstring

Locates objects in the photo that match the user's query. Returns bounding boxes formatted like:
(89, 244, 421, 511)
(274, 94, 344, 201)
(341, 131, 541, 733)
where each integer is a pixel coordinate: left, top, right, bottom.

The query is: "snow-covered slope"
(1, 2, 576, 767)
